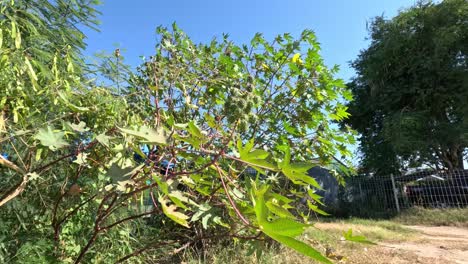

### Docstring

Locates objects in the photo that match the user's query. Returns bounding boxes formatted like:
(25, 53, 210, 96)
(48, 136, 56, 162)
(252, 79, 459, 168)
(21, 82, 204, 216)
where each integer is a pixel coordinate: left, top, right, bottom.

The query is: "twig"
(214, 164, 251, 226)
(100, 210, 158, 231)
(0, 155, 29, 207)
(115, 240, 180, 263)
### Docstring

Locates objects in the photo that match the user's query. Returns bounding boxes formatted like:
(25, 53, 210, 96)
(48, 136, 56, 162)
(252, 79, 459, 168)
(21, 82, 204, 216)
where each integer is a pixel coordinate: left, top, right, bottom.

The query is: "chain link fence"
(335, 169, 468, 218)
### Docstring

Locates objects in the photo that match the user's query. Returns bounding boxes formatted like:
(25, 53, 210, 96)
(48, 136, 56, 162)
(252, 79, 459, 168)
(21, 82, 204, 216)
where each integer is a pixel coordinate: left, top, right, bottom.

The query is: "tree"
(0, 1, 356, 263)
(0, 1, 137, 262)
(346, 0, 468, 174)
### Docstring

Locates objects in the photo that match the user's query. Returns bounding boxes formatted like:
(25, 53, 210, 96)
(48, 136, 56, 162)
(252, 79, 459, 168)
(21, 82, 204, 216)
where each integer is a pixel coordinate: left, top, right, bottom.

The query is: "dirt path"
(381, 226, 468, 264)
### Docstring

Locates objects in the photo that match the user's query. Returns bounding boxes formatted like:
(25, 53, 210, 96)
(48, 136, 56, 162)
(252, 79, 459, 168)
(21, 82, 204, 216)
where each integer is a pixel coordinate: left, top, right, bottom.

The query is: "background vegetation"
(345, 0, 468, 174)
(1, 0, 467, 263)
(0, 0, 355, 263)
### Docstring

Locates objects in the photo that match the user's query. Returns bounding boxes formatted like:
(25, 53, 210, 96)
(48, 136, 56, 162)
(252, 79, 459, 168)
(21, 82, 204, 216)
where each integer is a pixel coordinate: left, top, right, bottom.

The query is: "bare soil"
(380, 226, 468, 264)
(312, 223, 468, 264)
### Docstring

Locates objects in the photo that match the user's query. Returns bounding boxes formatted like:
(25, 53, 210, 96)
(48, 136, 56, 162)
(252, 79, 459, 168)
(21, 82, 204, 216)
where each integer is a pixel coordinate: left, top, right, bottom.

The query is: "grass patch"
(172, 211, 466, 263)
(181, 219, 417, 264)
(181, 242, 318, 264)
(312, 218, 416, 243)
(393, 207, 468, 227)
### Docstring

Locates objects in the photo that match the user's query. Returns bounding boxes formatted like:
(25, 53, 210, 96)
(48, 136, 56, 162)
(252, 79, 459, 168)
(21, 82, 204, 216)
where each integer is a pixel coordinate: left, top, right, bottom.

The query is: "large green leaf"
(96, 133, 111, 147)
(267, 232, 332, 264)
(67, 121, 89, 132)
(187, 121, 202, 138)
(308, 189, 325, 206)
(261, 218, 309, 237)
(158, 196, 190, 228)
(34, 127, 69, 151)
(118, 126, 168, 145)
(252, 184, 330, 263)
(57, 91, 90, 112)
(278, 147, 322, 188)
(282, 164, 322, 189)
(238, 139, 278, 172)
(252, 185, 269, 222)
(265, 200, 295, 219)
(306, 201, 329, 216)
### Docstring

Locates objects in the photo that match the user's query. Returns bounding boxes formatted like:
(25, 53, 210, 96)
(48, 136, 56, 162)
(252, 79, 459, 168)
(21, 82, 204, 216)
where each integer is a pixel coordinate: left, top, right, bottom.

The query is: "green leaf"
(73, 153, 88, 165)
(158, 196, 190, 228)
(252, 184, 330, 263)
(67, 121, 89, 132)
(266, 232, 331, 264)
(343, 229, 376, 245)
(24, 56, 37, 81)
(238, 140, 277, 172)
(205, 113, 217, 128)
(283, 121, 300, 135)
(269, 193, 294, 205)
(27, 172, 40, 181)
(106, 163, 143, 183)
(173, 123, 188, 129)
(266, 200, 295, 219)
(253, 185, 269, 222)
(57, 91, 90, 112)
(247, 149, 269, 160)
(307, 189, 325, 206)
(34, 127, 69, 151)
(212, 216, 229, 228)
(247, 159, 277, 171)
(191, 203, 211, 222)
(96, 133, 111, 147)
(279, 151, 321, 188)
(168, 190, 191, 210)
(282, 164, 322, 189)
(188, 121, 202, 138)
(279, 145, 291, 168)
(201, 213, 211, 229)
(153, 175, 169, 194)
(35, 148, 43, 161)
(10, 21, 16, 40)
(306, 200, 329, 216)
(262, 218, 309, 237)
(118, 126, 168, 145)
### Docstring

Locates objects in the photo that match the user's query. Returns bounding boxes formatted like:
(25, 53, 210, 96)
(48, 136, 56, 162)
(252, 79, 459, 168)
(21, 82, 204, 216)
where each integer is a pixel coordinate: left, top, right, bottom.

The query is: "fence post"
(358, 182, 363, 200)
(390, 174, 400, 213)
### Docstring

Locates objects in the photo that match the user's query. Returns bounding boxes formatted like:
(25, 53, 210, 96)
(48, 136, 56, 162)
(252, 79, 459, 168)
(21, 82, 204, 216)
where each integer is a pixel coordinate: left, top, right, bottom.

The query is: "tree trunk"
(440, 145, 465, 171)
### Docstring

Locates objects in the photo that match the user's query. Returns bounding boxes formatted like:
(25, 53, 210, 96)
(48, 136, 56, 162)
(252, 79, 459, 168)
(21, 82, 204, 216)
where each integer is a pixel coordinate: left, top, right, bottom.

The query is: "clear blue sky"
(83, 0, 417, 81)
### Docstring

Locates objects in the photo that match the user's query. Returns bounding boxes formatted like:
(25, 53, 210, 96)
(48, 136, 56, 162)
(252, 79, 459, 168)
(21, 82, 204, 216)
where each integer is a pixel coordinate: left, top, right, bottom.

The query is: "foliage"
(0, 1, 355, 263)
(394, 207, 468, 227)
(183, 219, 414, 264)
(346, 0, 468, 174)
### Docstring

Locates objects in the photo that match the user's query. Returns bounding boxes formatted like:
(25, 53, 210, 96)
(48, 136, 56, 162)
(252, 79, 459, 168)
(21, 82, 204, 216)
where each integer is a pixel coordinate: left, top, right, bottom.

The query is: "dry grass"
(393, 207, 468, 227)
(182, 209, 468, 264)
(181, 219, 421, 264)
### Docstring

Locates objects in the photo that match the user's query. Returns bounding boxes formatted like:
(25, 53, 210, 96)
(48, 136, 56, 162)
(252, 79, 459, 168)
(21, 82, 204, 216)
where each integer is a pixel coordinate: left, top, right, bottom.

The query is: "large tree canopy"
(0, 1, 355, 263)
(346, 0, 468, 174)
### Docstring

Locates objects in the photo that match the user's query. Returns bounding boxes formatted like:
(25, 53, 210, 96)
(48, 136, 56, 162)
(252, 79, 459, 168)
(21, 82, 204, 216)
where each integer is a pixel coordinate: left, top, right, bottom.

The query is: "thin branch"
(100, 210, 158, 231)
(0, 155, 28, 207)
(0, 155, 26, 174)
(115, 240, 180, 263)
(0, 174, 28, 207)
(53, 194, 97, 241)
(214, 164, 251, 226)
(34, 140, 98, 173)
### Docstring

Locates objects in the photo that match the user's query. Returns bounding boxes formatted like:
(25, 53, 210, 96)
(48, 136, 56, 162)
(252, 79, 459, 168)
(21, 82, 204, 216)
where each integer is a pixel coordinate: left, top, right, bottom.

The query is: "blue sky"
(85, 0, 448, 166)
(83, 0, 417, 81)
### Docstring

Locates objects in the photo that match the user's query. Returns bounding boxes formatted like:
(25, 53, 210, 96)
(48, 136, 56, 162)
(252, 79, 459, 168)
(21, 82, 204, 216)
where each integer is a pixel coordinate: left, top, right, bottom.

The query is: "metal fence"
(337, 169, 468, 217)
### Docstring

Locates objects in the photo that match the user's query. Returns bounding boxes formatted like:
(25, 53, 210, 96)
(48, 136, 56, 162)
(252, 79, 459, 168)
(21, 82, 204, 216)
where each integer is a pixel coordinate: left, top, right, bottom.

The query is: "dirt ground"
(380, 226, 468, 264)
(313, 223, 468, 264)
